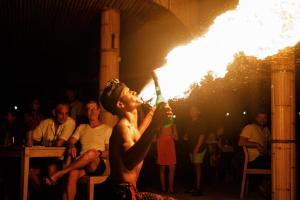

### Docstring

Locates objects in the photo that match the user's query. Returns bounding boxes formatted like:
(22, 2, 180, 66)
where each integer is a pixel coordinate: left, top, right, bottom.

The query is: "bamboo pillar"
(270, 47, 296, 200)
(99, 9, 120, 127)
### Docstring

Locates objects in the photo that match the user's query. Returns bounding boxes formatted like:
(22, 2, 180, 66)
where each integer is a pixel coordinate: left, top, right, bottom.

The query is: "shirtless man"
(97, 79, 173, 200)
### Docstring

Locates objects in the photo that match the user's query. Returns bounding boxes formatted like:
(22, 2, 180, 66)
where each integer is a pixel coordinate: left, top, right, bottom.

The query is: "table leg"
(20, 149, 29, 200)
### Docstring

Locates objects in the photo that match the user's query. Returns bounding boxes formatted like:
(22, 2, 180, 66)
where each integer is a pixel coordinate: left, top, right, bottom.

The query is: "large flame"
(139, 0, 300, 104)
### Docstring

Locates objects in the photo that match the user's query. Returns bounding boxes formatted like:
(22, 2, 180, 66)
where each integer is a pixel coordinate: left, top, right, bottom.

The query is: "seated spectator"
(26, 102, 75, 147)
(24, 98, 45, 131)
(45, 100, 112, 200)
(238, 111, 271, 195)
(0, 108, 25, 146)
(26, 102, 75, 198)
(0, 108, 25, 199)
(65, 88, 84, 124)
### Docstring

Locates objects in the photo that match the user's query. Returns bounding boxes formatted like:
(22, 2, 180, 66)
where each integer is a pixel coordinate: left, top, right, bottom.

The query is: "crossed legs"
(45, 149, 100, 184)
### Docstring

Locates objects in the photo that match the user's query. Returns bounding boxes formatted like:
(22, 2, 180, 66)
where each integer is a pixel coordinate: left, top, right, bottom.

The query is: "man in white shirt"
(26, 103, 75, 198)
(239, 111, 271, 195)
(45, 100, 112, 200)
(239, 111, 271, 167)
(29, 103, 76, 147)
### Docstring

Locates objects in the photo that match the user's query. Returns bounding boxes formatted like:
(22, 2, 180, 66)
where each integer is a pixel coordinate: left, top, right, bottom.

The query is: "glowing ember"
(139, 0, 300, 104)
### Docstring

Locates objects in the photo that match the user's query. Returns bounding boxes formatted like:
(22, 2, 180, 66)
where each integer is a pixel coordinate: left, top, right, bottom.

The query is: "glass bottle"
(151, 71, 174, 128)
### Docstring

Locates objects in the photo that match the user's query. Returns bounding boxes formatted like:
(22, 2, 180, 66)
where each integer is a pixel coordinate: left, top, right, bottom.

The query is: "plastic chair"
(240, 146, 271, 199)
(80, 159, 110, 200)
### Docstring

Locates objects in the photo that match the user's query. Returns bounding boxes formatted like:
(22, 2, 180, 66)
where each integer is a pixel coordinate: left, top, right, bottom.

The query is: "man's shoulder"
(32, 118, 53, 133)
(77, 123, 89, 129)
(244, 124, 256, 129)
(240, 124, 256, 134)
(117, 118, 130, 128)
(65, 117, 76, 125)
(114, 119, 132, 136)
(95, 123, 112, 132)
(40, 118, 54, 125)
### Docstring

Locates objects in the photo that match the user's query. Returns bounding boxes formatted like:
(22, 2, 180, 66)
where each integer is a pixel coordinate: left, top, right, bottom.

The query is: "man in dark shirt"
(184, 106, 206, 196)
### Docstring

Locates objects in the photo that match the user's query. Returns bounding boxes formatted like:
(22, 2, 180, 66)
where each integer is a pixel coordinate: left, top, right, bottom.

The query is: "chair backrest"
(242, 146, 271, 174)
(242, 146, 249, 171)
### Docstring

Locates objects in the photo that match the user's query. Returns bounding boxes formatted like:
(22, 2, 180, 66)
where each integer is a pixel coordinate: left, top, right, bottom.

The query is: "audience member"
(45, 100, 112, 200)
(0, 108, 25, 146)
(65, 88, 84, 124)
(26, 103, 75, 199)
(156, 124, 178, 193)
(27, 102, 75, 147)
(205, 128, 221, 184)
(24, 98, 45, 131)
(215, 127, 235, 183)
(238, 111, 271, 195)
(0, 108, 24, 199)
(184, 105, 207, 196)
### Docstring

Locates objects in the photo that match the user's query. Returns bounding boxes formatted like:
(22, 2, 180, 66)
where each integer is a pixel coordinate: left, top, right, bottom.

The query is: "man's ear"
(116, 100, 124, 109)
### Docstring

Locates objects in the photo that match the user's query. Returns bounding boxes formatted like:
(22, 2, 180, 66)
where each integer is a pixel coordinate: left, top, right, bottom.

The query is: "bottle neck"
(155, 86, 163, 104)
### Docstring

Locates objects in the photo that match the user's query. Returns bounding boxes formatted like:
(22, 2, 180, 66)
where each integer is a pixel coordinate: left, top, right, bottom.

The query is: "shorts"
(85, 157, 106, 176)
(190, 149, 207, 164)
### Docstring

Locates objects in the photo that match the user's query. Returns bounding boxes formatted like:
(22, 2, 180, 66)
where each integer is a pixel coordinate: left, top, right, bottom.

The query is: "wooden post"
(99, 9, 120, 127)
(270, 47, 296, 200)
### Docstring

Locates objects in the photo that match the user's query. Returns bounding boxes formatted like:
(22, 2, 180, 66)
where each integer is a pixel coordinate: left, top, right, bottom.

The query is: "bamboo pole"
(270, 47, 296, 200)
(99, 9, 120, 127)
(99, 8, 120, 90)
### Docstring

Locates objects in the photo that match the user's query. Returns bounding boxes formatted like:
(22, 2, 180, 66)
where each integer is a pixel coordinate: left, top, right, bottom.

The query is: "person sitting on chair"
(45, 100, 112, 200)
(238, 111, 271, 195)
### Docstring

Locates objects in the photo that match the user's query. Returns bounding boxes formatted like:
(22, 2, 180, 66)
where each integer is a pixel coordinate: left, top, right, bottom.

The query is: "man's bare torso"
(109, 117, 143, 187)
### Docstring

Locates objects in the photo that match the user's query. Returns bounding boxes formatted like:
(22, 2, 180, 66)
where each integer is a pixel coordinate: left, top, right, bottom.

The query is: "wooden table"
(0, 146, 66, 200)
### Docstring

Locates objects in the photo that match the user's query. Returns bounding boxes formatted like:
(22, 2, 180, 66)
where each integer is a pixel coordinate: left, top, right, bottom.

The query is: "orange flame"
(139, 0, 300, 104)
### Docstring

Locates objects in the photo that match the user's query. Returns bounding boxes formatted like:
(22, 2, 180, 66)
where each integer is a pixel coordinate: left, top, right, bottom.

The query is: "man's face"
(32, 99, 40, 111)
(256, 113, 267, 126)
(5, 112, 16, 124)
(55, 104, 69, 124)
(118, 87, 143, 111)
(86, 102, 100, 121)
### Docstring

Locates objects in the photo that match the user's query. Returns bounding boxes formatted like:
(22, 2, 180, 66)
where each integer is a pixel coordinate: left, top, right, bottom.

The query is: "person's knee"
(84, 149, 98, 160)
(85, 149, 98, 157)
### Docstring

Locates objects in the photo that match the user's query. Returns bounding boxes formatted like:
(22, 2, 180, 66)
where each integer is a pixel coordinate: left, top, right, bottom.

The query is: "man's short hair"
(55, 102, 69, 110)
(255, 110, 268, 117)
(100, 79, 126, 115)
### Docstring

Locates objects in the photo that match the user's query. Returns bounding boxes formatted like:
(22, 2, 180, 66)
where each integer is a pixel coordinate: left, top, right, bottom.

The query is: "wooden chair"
(80, 159, 110, 200)
(240, 146, 271, 199)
